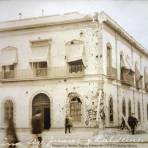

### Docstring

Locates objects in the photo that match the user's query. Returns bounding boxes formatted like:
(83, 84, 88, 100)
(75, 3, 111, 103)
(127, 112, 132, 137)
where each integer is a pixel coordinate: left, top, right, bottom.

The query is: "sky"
(0, 0, 148, 49)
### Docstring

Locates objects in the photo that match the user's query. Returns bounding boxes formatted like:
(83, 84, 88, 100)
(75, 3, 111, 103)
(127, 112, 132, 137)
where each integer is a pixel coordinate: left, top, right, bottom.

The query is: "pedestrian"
(128, 113, 138, 134)
(120, 117, 126, 130)
(65, 115, 72, 134)
(6, 117, 19, 148)
(31, 110, 43, 146)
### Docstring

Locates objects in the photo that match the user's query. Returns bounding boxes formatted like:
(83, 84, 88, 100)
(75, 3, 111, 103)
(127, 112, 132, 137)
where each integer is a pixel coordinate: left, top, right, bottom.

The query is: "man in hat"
(128, 113, 138, 134)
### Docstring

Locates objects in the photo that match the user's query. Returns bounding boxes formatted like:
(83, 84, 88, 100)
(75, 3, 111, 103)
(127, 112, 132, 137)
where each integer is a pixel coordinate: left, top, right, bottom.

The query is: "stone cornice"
(0, 11, 147, 57)
(99, 11, 148, 57)
(0, 12, 92, 32)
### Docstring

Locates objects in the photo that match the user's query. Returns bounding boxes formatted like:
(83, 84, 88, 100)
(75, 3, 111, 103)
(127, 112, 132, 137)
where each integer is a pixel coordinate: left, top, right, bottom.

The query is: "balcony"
(121, 68, 134, 86)
(136, 79, 143, 89)
(0, 67, 84, 82)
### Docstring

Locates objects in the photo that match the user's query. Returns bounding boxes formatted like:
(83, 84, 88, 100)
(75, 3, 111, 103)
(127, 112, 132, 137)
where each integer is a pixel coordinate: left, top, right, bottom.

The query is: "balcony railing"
(1, 71, 15, 79)
(0, 67, 85, 81)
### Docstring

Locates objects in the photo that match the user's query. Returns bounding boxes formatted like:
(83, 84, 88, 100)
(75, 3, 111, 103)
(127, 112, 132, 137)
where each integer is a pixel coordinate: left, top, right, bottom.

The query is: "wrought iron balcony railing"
(0, 67, 85, 81)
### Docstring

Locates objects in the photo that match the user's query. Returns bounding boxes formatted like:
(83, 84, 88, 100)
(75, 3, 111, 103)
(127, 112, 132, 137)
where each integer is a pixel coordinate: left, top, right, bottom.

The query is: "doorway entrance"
(32, 93, 51, 130)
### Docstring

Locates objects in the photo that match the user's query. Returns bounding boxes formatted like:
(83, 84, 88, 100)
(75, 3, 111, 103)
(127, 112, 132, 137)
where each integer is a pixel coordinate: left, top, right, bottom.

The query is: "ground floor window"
(122, 99, 126, 116)
(69, 95, 82, 122)
(147, 104, 148, 121)
(109, 97, 113, 122)
(4, 100, 13, 122)
(128, 100, 132, 116)
(138, 102, 141, 122)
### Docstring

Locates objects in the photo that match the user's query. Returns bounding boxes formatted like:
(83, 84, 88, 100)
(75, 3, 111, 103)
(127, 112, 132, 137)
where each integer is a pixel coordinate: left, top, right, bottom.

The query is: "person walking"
(128, 113, 138, 134)
(6, 117, 19, 148)
(31, 110, 43, 146)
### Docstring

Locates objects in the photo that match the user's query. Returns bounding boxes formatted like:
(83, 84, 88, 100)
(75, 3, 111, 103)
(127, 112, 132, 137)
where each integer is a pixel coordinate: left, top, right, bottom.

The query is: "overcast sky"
(0, 0, 148, 49)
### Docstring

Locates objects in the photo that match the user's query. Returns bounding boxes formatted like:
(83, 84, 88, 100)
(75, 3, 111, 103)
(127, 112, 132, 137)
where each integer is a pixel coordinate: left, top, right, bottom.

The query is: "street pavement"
(0, 128, 148, 148)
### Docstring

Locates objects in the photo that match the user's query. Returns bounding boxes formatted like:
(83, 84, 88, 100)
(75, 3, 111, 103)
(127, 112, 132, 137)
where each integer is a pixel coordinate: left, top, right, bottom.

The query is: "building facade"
(0, 12, 148, 133)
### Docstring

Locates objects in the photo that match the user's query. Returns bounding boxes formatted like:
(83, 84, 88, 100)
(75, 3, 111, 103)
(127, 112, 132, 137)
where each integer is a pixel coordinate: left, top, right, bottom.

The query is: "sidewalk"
(0, 128, 148, 147)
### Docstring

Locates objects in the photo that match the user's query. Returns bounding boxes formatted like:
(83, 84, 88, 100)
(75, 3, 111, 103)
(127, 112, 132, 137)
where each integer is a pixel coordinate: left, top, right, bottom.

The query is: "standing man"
(128, 113, 138, 134)
(65, 115, 72, 134)
(32, 110, 43, 145)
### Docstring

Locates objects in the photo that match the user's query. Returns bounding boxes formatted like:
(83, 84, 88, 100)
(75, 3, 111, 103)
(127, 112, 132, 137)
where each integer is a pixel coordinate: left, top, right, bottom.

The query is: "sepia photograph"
(0, 0, 148, 147)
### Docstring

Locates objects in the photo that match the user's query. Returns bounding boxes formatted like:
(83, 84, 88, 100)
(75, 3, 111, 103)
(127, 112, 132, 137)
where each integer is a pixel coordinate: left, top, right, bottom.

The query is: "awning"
(66, 40, 85, 64)
(0, 46, 17, 66)
(121, 55, 134, 72)
(29, 46, 49, 62)
(120, 55, 130, 70)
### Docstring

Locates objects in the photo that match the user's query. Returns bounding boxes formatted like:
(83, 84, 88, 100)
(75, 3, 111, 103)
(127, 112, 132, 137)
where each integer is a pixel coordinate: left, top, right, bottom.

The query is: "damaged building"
(0, 12, 148, 133)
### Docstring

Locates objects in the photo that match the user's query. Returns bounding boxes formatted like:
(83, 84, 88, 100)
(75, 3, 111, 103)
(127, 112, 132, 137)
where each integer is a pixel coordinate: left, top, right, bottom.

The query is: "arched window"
(4, 100, 13, 122)
(106, 43, 112, 75)
(138, 102, 141, 122)
(128, 100, 132, 116)
(147, 104, 148, 121)
(69, 95, 82, 122)
(109, 97, 113, 122)
(122, 99, 126, 116)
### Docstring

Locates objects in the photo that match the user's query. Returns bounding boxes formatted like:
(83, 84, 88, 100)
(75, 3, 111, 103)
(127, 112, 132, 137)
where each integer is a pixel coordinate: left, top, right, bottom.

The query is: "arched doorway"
(68, 93, 82, 123)
(32, 93, 51, 130)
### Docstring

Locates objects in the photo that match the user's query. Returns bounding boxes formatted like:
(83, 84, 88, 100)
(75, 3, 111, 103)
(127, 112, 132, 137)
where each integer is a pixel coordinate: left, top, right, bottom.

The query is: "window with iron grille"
(2, 65, 15, 79)
(68, 60, 84, 73)
(70, 97, 82, 122)
(32, 62, 47, 76)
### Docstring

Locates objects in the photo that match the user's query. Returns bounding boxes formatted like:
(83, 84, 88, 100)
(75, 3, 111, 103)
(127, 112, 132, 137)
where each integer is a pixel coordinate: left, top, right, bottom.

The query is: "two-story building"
(0, 12, 148, 135)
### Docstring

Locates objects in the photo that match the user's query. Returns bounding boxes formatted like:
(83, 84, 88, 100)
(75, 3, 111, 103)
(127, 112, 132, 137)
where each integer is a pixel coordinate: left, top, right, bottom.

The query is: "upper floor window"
(0, 46, 17, 79)
(68, 60, 84, 73)
(2, 65, 15, 79)
(66, 40, 85, 74)
(106, 43, 112, 75)
(31, 62, 47, 77)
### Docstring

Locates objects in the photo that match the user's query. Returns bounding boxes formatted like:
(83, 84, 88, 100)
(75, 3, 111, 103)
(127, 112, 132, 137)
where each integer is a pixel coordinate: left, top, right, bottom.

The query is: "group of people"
(5, 111, 73, 147)
(5, 111, 139, 147)
(120, 113, 138, 134)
